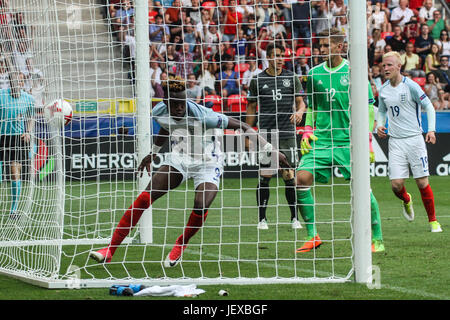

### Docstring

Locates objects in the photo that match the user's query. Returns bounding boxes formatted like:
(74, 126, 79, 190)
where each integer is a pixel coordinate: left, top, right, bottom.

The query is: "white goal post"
(0, 0, 372, 288)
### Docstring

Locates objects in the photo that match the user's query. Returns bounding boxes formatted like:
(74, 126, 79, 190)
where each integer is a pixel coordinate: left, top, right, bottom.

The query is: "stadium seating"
(413, 77, 426, 90)
(204, 94, 222, 112)
(227, 94, 248, 112)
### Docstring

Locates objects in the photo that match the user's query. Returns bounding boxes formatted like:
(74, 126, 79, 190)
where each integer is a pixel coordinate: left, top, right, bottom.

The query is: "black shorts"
(0, 135, 29, 163)
(259, 136, 299, 169)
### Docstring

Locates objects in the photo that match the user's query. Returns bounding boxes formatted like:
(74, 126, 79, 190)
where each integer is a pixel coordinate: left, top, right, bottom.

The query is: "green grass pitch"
(1, 176, 449, 300)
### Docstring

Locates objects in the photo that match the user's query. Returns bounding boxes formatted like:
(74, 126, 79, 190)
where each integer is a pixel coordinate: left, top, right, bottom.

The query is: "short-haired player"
(377, 51, 442, 232)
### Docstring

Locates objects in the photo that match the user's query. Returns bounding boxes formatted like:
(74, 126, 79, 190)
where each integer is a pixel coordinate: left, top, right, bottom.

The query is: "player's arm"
(290, 76, 306, 124)
(419, 92, 437, 144)
(245, 78, 258, 149)
(227, 117, 291, 168)
(376, 89, 388, 139)
(138, 126, 169, 176)
(409, 79, 437, 144)
(368, 82, 375, 163)
(300, 73, 317, 155)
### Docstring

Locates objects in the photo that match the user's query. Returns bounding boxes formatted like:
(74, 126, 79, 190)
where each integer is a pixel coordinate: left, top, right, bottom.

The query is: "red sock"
(176, 210, 209, 246)
(393, 186, 411, 203)
(109, 191, 152, 254)
(419, 185, 436, 222)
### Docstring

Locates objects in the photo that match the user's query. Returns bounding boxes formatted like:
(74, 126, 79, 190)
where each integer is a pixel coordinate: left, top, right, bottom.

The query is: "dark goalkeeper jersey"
(247, 69, 303, 138)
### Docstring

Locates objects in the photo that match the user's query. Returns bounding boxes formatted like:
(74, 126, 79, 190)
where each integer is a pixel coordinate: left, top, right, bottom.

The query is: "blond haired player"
(377, 51, 442, 232)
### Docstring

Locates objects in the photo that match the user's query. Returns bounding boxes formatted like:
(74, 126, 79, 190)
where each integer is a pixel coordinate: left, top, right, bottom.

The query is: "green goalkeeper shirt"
(306, 59, 374, 146)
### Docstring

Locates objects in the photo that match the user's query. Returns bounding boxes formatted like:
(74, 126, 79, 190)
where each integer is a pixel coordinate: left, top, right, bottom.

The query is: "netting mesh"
(0, 0, 358, 287)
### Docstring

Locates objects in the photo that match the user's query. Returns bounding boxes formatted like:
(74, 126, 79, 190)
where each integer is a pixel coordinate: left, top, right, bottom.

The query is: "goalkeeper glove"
(300, 126, 318, 155)
(369, 132, 375, 163)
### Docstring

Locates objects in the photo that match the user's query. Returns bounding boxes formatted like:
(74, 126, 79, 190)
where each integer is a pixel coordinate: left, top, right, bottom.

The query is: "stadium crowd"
(103, 0, 450, 112)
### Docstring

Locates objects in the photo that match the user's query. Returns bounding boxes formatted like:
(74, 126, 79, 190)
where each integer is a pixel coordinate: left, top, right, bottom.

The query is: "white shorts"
(162, 153, 223, 189)
(388, 135, 429, 180)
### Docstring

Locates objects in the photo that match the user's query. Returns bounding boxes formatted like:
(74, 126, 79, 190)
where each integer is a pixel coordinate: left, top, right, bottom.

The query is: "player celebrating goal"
(377, 51, 442, 233)
(296, 28, 385, 253)
(89, 76, 291, 266)
(246, 42, 306, 230)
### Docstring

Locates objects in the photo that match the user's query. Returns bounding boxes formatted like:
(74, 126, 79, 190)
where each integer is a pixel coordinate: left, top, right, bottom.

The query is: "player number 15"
(272, 89, 282, 101)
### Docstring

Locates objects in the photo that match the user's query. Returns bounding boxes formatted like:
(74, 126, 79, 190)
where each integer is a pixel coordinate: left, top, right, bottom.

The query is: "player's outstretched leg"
(164, 182, 218, 267)
(10, 179, 21, 217)
(416, 179, 442, 233)
(295, 187, 321, 253)
(164, 210, 208, 268)
(370, 191, 385, 253)
(90, 191, 153, 263)
(284, 177, 302, 229)
(392, 180, 414, 222)
(257, 176, 271, 229)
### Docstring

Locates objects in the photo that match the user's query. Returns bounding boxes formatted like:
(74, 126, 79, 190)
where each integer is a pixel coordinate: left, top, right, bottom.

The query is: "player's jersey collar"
(322, 58, 348, 73)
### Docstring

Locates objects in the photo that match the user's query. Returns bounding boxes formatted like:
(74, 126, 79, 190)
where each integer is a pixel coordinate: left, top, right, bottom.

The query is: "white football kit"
(152, 100, 229, 188)
(377, 76, 436, 179)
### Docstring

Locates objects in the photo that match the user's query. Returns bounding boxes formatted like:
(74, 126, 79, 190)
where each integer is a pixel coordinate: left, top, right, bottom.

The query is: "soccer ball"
(44, 99, 73, 127)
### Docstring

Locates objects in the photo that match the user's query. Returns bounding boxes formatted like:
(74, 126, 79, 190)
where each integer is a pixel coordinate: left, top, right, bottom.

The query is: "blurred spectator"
(424, 42, 441, 74)
(175, 42, 195, 77)
(13, 40, 32, 75)
(418, 0, 436, 24)
(311, 45, 322, 66)
(165, 44, 177, 75)
(427, 10, 448, 41)
(435, 55, 450, 88)
(116, 0, 135, 23)
(390, 0, 414, 28)
(214, 42, 233, 67)
(370, 63, 384, 92)
(401, 42, 425, 78)
(186, 0, 202, 25)
(148, 0, 159, 24)
(165, 0, 183, 36)
(296, 55, 310, 88)
(387, 0, 400, 10)
(186, 73, 202, 103)
(234, 29, 248, 63)
(203, 21, 222, 57)
(387, 25, 407, 53)
(415, 24, 434, 64)
(237, 0, 256, 23)
(370, 28, 387, 65)
(424, 71, 447, 110)
(243, 15, 257, 40)
(149, 14, 170, 42)
(408, 0, 423, 12)
(267, 13, 287, 40)
(220, 0, 243, 43)
(368, 2, 391, 35)
(0, 57, 9, 89)
(241, 54, 262, 91)
(314, 0, 333, 35)
(149, 58, 163, 92)
(435, 29, 450, 57)
(291, 0, 312, 49)
(331, 0, 347, 27)
(256, 0, 275, 29)
(183, 22, 199, 53)
(197, 61, 217, 95)
(218, 60, 240, 98)
(108, 0, 123, 20)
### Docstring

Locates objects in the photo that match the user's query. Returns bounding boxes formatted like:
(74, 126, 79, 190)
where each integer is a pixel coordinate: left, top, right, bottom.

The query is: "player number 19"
(390, 105, 400, 117)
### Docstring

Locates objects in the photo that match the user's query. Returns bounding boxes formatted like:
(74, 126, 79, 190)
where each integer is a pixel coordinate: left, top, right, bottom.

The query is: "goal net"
(0, 0, 371, 288)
